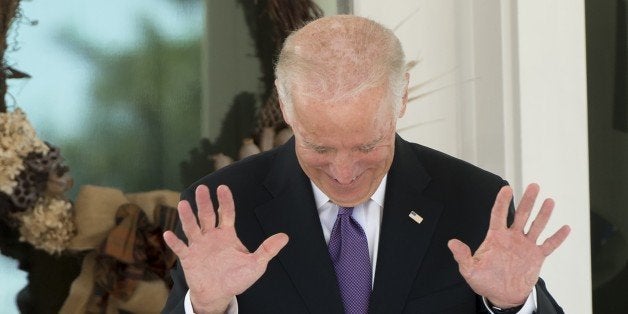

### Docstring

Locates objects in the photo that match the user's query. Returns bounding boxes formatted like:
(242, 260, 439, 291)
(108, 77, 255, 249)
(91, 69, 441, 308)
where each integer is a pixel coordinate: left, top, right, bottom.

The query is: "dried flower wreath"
(0, 108, 75, 254)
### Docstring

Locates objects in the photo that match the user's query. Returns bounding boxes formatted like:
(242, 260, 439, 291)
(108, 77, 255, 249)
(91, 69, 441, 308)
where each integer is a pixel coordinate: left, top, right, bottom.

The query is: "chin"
(326, 188, 371, 207)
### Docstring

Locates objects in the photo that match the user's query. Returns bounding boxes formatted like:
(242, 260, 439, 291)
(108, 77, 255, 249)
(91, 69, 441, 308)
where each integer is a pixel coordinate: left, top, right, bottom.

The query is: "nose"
(330, 152, 359, 184)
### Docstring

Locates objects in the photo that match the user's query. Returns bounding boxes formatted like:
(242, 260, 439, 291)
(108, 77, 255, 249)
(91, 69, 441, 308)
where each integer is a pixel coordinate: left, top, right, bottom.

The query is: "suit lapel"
(254, 140, 344, 314)
(369, 136, 444, 314)
(252, 137, 444, 314)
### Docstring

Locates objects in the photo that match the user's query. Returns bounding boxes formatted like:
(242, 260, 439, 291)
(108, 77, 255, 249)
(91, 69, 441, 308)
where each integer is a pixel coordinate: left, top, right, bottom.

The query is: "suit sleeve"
(162, 261, 189, 313)
(162, 188, 194, 314)
(534, 278, 565, 314)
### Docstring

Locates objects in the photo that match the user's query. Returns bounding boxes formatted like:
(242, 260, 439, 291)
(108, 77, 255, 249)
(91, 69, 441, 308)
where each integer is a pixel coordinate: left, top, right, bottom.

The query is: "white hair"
(275, 15, 407, 120)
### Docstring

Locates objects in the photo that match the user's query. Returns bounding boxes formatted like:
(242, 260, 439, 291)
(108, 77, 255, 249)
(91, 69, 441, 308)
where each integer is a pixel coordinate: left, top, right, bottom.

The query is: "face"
(285, 85, 403, 207)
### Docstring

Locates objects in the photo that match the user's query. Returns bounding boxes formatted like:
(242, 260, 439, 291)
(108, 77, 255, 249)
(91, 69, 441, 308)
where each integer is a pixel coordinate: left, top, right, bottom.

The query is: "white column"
(515, 1, 591, 312)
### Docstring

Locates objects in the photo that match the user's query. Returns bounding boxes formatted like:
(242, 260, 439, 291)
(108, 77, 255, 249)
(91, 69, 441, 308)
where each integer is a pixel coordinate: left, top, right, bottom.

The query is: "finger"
(488, 186, 513, 230)
(511, 183, 540, 231)
(216, 185, 236, 228)
(195, 185, 216, 232)
(447, 239, 474, 277)
(254, 233, 290, 263)
(526, 198, 555, 242)
(540, 225, 571, 256)
(178, 199, 201, 239)
(163, 230, 189, 259)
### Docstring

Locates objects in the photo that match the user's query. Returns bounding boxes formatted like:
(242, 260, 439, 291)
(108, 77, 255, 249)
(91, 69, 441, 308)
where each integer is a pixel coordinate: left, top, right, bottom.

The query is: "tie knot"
(337, 206, 354, 216)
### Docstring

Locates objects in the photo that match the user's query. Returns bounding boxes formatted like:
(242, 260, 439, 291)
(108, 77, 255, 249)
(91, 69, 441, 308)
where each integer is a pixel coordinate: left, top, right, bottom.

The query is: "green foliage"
(58, 18, 202, 193)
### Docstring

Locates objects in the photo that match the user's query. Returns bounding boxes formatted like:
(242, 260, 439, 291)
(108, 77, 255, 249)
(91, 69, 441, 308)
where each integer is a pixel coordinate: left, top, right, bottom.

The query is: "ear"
(398, 72, 410, 118)
(275, 79, 293, 126)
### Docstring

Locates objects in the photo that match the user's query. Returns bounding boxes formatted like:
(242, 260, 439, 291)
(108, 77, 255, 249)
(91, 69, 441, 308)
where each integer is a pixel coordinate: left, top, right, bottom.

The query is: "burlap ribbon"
(60, 185, 180, 314)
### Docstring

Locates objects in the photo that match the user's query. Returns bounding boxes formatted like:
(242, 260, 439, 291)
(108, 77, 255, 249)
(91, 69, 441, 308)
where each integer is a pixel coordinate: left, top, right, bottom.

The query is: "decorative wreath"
(0, 108, 76, 254)
(61, 185, 179, 313)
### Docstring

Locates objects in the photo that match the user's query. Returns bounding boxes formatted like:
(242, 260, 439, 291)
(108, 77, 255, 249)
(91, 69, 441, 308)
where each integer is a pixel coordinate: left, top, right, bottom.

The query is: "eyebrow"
(302, 134, 386, 151)
(359, 134, 385, 149)
(302, 139, 329, 151)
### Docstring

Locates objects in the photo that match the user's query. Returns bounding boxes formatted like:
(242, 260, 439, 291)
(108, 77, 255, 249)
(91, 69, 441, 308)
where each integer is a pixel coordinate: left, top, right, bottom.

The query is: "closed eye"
(313, 146, 331, 154)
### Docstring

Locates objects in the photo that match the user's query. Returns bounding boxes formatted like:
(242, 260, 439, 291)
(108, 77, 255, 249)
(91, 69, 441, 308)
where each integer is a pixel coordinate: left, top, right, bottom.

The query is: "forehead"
(292, 85, 395, 145)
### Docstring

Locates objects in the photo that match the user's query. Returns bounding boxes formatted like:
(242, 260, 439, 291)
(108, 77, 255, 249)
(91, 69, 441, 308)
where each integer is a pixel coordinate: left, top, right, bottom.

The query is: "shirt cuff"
(482, 286, 537, 314)
(184, 290, 239, 314)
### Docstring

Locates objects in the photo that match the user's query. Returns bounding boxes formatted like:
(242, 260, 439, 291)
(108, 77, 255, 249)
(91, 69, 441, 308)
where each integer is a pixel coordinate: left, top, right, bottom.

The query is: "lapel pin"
(409, 210, 423, 224)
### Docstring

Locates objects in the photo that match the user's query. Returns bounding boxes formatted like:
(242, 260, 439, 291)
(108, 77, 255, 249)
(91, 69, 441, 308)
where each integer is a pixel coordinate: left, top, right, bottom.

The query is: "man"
(162, 15, 570, 314)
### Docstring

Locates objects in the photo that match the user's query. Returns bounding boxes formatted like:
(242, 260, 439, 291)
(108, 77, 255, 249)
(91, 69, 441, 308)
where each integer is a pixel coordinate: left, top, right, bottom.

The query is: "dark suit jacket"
(163, 135, 564, 313)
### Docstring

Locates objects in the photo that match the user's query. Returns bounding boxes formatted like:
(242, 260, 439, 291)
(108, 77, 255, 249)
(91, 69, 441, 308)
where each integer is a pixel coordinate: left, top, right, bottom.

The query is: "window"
(1, 1, 347, 312)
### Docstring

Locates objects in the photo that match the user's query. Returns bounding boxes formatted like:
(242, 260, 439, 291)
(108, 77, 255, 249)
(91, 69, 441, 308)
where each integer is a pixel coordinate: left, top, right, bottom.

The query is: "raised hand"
(447, 183, 570, 309)
(163, 185, 289, 314)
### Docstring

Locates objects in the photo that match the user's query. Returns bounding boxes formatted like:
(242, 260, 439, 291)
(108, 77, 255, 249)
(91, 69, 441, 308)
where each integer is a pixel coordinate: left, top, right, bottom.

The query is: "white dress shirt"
(184, 175, 537, 313)
(313, 175, 386, 287)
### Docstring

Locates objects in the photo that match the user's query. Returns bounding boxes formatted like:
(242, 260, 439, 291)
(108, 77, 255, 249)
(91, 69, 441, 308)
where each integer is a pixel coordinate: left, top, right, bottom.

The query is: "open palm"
(163, 185, 289, 313)
(448, 184, 570, 308)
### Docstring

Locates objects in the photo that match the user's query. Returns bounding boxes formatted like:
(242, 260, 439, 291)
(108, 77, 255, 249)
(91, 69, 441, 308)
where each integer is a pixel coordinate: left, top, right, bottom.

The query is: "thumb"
(448, 239, 473, 274)
(254, 233, 289, 263)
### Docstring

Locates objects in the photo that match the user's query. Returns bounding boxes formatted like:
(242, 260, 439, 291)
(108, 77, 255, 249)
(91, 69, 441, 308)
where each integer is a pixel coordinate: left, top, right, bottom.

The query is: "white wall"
(354, 0, 464, 156)
(354, 0, 592, 312)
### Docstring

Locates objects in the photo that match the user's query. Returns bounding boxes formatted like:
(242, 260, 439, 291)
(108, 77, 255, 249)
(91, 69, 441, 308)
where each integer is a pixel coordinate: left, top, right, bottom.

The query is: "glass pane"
(587, 0, 628, 312)
(7, 0, 204, 193)
(1, 1, 348, 311)
(2, 0, 204, 311)
(0, 255, 26, 314)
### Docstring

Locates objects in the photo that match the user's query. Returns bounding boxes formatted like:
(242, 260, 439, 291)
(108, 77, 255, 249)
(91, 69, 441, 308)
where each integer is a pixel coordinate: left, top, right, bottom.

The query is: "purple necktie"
(328, 206, 372, 314)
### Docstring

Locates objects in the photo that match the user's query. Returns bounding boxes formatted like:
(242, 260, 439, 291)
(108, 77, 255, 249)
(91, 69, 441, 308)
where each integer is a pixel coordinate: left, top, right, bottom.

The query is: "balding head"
(275, 15, 407, 120)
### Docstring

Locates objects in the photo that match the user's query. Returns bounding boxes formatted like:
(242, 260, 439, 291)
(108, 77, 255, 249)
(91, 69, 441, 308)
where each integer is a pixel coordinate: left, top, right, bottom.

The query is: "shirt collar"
(311, 175, 387, 209)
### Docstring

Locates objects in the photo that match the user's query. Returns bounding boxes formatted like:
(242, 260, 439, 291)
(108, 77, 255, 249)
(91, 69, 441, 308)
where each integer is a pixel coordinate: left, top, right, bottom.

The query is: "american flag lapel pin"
(409, 210, 423, 224)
